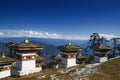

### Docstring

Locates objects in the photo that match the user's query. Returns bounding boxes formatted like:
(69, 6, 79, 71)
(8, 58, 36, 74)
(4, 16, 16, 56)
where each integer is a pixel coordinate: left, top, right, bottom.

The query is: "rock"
(37, 75, 46, 79)
(50, 74, 56, 80)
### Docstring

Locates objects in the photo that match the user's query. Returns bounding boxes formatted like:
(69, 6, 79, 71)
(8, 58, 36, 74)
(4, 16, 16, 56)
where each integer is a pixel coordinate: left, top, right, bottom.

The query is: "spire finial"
(57, 53, 61, 57)
(79, 53, 82, 56)
(68, 41, 71, 46)
(24, 37, 29, 43)
(2, 52, 5, 58)
(100, 43, 103, 46)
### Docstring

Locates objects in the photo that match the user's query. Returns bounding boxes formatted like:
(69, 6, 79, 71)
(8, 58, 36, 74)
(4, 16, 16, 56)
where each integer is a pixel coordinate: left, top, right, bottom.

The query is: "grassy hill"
(0, 65, 85, 80)
(89, 57, 120, 80)
(1, 57, 120, 80)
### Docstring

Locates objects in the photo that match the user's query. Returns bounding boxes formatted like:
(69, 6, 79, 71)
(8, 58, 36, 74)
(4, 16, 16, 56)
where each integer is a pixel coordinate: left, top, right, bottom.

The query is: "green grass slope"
(89, 57, 120, 80)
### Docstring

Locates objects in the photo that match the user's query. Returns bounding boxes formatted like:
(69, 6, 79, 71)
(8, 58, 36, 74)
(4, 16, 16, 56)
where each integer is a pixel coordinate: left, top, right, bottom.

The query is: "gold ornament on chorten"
(2, 52, 5, 58)
(24, 37, 29, 43)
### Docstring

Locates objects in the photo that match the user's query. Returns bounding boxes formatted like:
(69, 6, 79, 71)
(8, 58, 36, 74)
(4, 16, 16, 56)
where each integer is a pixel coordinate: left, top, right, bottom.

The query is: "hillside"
(0, 65, 85, 80)
(0, 57, 120, 80)
(89, 57, 120, 80)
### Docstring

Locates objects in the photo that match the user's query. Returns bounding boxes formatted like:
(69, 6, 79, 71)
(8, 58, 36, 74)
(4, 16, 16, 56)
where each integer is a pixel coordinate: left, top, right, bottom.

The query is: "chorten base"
(59, 63, 77, 68)
(11, 67, 42, 76)
(94, 56, 108, 63)
(59, 58, 77, 68)
(0, 65, 11, 79)
(0, 70, 11, 78)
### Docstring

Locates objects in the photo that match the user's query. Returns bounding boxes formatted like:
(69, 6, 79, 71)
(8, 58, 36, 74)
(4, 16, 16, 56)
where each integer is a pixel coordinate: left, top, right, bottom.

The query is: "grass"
(2, 57, 120, 80)
(0, 64, 85, 80)
(89, 57, 120, 80)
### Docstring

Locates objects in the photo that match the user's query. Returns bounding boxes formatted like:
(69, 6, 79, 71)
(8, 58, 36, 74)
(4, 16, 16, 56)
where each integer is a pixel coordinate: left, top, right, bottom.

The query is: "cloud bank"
(0, 32, 4, 36)
(99, 34, 118, 40)
(0, 30, 118, 40)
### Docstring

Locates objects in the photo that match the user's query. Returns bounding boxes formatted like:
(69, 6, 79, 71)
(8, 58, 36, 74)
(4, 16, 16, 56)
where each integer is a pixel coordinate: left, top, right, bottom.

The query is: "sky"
(0, 0, 120, 40)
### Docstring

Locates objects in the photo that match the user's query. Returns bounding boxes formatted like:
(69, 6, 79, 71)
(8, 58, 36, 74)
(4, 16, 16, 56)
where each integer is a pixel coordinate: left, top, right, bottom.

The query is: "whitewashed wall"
(67, 58, 76, 68)
(0, 70, 10, 79)
(94, 56, 108, 63)
(61, 57, 76, 68)
(16, 60, 35, 71)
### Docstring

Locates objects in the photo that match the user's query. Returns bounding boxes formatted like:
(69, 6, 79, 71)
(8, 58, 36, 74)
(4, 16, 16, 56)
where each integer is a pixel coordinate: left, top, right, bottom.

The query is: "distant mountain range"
(0, 37, 88, 46)
(0, 41, 9, 54)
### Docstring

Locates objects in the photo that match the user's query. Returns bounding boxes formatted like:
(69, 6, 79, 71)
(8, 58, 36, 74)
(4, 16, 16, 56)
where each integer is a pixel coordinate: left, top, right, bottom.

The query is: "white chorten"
(11, 37, 43, 76)
(58, 41, 82, 68)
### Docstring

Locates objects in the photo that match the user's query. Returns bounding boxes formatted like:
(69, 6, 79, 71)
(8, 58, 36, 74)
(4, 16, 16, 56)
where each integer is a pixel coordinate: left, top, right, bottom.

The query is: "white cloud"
(62, 36, 89, 40)
(0, 30, 89, 40)
(0, 30, 63, 39)
(0, 32, 4, 36)
(0, 30, 118, 40)
(99, 33, 118, 40)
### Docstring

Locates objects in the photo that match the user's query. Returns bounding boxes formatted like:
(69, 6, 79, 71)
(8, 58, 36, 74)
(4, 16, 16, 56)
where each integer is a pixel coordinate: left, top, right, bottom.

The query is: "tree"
(7, 42, 14, 57)
(111, 38, 120, 57)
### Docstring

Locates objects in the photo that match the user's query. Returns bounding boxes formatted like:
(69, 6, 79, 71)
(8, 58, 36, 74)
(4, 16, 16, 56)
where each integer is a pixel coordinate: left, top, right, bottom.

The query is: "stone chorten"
(0, 53, 15, 78)
(58, 41, 82, 68)
(92, 43, 112, 63)
(11, 37, 43, 76)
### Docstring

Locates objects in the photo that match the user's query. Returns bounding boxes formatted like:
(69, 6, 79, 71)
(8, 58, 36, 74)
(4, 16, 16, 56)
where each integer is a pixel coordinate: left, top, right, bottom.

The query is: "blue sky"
(0, 0, 120, 39)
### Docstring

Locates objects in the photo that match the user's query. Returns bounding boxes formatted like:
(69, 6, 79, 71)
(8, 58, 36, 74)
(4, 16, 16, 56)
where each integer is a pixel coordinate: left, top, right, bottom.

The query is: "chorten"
(11, 37, 43, 76)
(92, 43, 112, 63)
(0, 53, 15, 78)
(51, 53, 61, 69)
(76, 53, 87, 64)
(58, 41, 82, 68)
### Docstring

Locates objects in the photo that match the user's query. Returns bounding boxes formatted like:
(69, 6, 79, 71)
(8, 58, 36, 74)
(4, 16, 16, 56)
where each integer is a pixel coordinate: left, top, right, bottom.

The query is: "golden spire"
(68, 41, 71, 46)
(57, 53, 61, 57)
(2, 52, 5, 58)
(24, 37, 29, 43)
(79, 53, 82, 56)
(100, 43, 103, 46)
